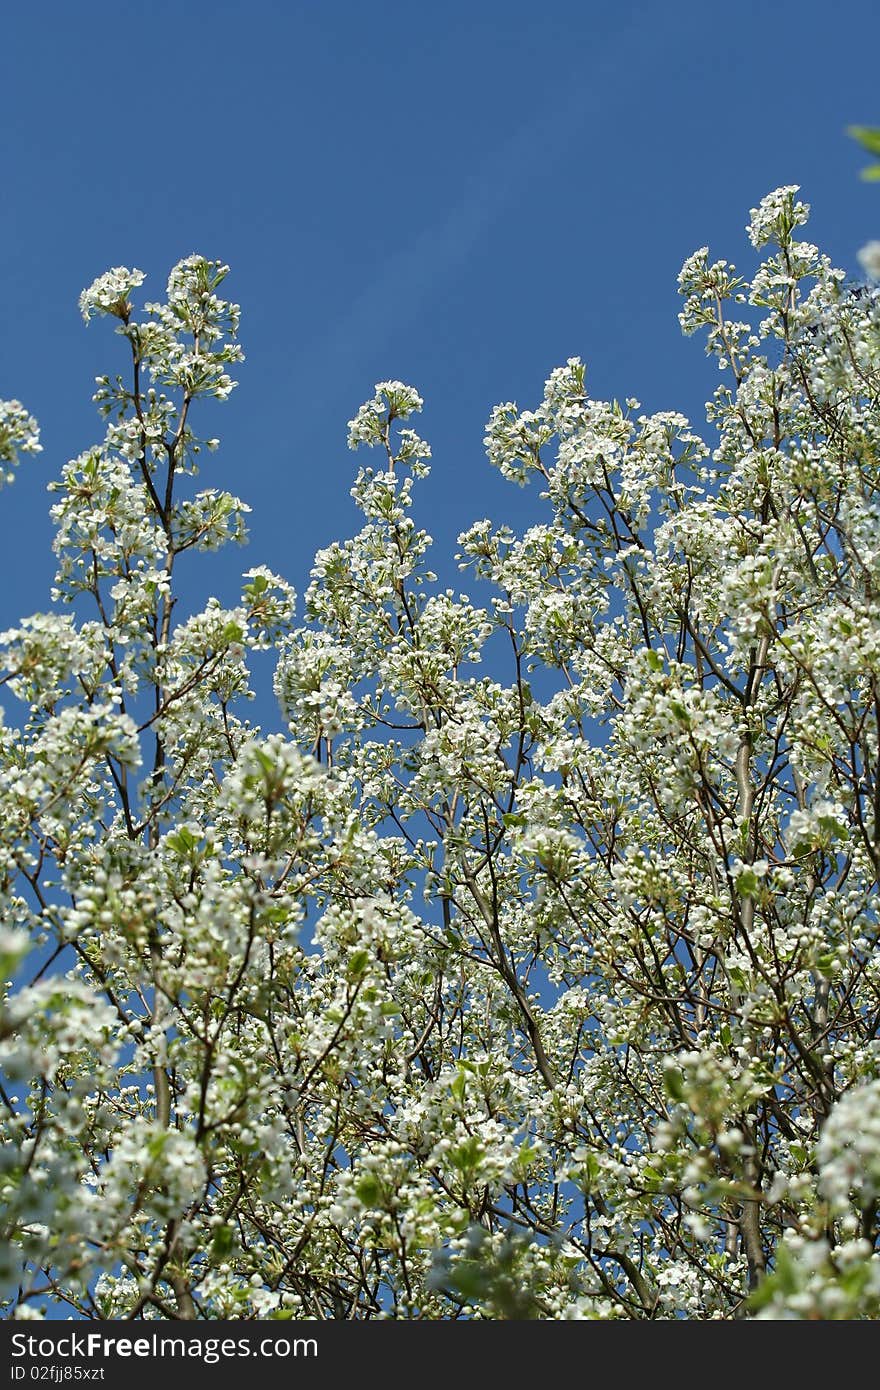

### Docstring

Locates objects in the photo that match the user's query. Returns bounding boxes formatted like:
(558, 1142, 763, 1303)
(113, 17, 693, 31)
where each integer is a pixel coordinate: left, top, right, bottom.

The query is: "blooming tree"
(1, 189, 879, 1321)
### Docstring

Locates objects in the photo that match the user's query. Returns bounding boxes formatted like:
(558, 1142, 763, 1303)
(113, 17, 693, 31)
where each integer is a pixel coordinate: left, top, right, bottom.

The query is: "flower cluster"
(347, 381, 425, 450)
(3, 194, 880, 1321)
(79, 266, 146, 322)
(0, 399, 41, 486)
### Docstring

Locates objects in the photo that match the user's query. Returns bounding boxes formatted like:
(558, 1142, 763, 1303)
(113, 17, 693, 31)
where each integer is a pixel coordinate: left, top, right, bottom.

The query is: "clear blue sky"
(3, 0, 879, 724)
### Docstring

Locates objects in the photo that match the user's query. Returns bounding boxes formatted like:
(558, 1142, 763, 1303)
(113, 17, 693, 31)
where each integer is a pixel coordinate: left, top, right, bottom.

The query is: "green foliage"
(849, 124, 880, 180)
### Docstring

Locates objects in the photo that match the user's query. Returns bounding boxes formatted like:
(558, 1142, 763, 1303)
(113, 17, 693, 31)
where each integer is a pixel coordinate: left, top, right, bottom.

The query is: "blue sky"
(3, 0, 880, 724)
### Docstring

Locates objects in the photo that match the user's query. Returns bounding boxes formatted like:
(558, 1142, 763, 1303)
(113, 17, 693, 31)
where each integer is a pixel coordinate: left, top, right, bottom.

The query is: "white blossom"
(79, 266, 146, 321)
(3, 196, 880, 1320)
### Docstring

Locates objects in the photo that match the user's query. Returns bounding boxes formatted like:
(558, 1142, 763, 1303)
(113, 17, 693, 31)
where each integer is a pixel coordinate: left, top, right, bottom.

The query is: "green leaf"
(347, 949, 370, 978)
(210, 1224, 234, 1261)
(817, 814, 847, 841)
(578, 1151, 601, 1192)
(449, 1135, 483, 1174)
(773, 1242, 799, 1296)
(442, 1259, 486, 1302)
(848, 125, 880, 180)
(728, 965, 748, 992)
(815, 951, 838, 979)
(736, 869, 759, 897)
(355, 1174, 382, 1207)
(515, 1142, 539, 1172)
(848, 125, 880, 156)
(146, 1131, 167, 1162)
(166, 826, 198, 855)
(646, 648, 664, 672)
(663, 1062, 685, 1103)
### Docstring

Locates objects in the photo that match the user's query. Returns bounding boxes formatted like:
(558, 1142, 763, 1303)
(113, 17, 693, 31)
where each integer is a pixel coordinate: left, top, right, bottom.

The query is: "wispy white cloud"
(288, 5, 653, 405)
